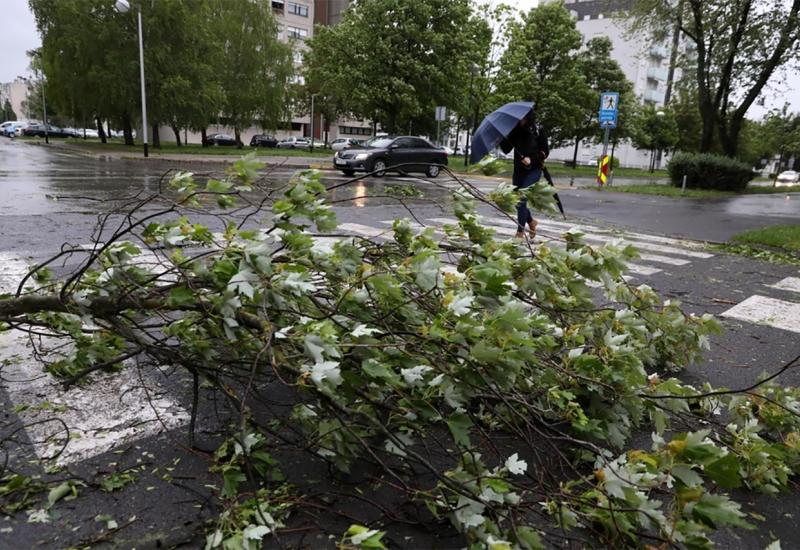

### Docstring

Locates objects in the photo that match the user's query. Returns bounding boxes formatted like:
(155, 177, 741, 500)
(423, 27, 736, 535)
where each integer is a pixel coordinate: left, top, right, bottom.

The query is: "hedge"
(667, 152, 755, 191)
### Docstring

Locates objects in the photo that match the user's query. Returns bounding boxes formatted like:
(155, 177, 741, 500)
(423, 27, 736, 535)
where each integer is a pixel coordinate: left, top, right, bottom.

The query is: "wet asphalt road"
(1, 138, 800, 548)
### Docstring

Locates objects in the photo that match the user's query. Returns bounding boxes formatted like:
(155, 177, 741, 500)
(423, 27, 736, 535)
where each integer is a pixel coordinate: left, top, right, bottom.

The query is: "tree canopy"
(629, 0, 800, 158)
(491, 3, 587, 146)
(304, 0, 490, 135)
(28, 0, 292, 147)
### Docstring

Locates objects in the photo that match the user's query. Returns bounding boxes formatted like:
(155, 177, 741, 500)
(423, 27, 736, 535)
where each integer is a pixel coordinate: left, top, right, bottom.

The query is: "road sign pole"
(597, 123, 611, 186)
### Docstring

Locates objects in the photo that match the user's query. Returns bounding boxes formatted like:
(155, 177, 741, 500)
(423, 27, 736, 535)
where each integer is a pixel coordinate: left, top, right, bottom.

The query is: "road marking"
(337, 222, 393, 239)
(527, 218, 709, 249)
(0, 251, 31, 294)
(0, 251, 190, 466)
(721, 295, 800, 334)
(463, 218, 713, 259)
(769, 277, 800, 295)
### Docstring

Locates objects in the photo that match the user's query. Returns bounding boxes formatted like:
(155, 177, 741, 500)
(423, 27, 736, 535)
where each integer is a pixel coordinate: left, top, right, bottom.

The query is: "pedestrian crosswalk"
(0, 250, 188, 466)
(722, 276, 800, 334)
(0, 214, 798, 468)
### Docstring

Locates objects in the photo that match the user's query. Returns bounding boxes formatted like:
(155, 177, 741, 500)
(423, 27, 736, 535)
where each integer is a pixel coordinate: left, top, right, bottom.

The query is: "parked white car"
(776, 170, 800, 186)
(277, 136, 310, 149)
(330, 138, 361, 151)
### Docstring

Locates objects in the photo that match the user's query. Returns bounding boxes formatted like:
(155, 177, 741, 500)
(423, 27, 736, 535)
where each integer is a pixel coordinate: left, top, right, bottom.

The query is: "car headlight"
(355, 153, 369, 161)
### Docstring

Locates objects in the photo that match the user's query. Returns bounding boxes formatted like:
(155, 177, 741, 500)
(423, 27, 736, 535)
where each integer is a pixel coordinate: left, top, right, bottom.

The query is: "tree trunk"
(152, 124, 160, 148)
(122, 113, 134, 146)
(571, 137, 580, 168)
(96, 118, 107, 144)
(234, 127, 243, 148)
(171, 125, 182, 147)
(201, 128, 208, 148)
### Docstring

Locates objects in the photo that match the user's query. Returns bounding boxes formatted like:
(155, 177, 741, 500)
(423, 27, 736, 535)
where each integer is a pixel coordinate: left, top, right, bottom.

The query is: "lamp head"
(115, 0, 131, 13)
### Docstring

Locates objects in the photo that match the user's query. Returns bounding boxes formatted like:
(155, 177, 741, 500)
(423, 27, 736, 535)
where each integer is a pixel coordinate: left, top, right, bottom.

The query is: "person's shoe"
(528, 220, 538, 239)
(514, 231, 525, 239)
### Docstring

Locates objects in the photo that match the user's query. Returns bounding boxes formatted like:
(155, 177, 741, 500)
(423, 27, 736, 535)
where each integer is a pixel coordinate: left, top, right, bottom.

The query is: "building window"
(287, 26, 308, 39)
(292, 50, 303, 64)
(340, 126, 372, 136)
(288, 2, 309, 17)
(272, 0, 284, 14)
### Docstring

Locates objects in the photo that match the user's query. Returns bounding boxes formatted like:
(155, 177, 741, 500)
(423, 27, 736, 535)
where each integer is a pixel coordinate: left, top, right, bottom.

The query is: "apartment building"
(0, 80, 30, 122)
(546, 0, 678, 168)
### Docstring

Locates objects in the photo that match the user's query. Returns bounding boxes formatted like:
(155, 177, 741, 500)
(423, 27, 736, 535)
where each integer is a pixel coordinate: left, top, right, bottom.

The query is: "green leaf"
(516, 527, 544, 550)
(47, 482, 72, 508)
(687, 493, 754, 530)
(446, 413, 472, 447)
(221, 465, 246, 498)
(672, 464, 703, 487)
(704, 454, 742, 489)
(167, 286, 195, 307)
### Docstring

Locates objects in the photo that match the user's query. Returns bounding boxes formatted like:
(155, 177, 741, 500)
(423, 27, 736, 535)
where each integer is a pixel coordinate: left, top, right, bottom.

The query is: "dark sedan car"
(205, 133, 237, 146)
(23, 124, 72, 138)
(333, 136, 447, 178)
(250, 134, 278, 148)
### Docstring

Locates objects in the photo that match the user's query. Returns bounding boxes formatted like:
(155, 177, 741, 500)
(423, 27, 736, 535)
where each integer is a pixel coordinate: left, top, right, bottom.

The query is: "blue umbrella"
(470, 101, 534, 164)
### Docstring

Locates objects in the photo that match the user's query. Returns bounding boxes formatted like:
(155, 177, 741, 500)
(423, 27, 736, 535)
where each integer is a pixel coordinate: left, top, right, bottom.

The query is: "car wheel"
(426, 164, 440, 178)
(372, 159, 387, 177)
(342, 170, 355, 177)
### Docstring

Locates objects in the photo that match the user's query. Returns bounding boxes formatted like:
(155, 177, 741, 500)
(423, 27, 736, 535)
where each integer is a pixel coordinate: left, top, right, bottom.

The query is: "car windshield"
(363, 137, 394, 148)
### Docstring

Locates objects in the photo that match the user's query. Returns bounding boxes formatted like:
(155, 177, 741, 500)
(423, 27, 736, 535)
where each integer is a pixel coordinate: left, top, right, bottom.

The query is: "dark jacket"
(503, 124, 549, 173)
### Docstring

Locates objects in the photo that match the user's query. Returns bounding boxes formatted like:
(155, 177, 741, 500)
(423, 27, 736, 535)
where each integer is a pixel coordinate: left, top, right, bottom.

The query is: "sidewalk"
(48, 141, 329, 168)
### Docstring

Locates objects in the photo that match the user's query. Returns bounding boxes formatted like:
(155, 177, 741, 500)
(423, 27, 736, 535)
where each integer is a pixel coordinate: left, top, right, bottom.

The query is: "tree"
(138, 0, 224, 147)
(491, 3, 586, 146)
(29, 0, 140, 144)
(2, 161, 799, 548)
(759, 107, 800, 181)
(2, 99, 17, 121)
(629, 0, 800, 157)
(304, 0, 487, 136)
(569, 37, 636, 167)
(212, 0, 293, 147)
(630, 104, 680, 172)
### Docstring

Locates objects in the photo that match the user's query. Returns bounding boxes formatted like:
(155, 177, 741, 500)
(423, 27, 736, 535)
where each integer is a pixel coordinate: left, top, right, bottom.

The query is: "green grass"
(589, 183, 800, 197)
(731, 225, 800, 253)
(450, 159, 666, 179)
(60, 139, 335, 158)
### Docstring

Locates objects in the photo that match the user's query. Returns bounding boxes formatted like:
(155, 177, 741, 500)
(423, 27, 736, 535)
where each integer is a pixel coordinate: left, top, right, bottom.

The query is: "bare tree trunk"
(96, 118, 107, 144)
(571, 137, 580, 168)
(171, 125, 182, 147)
(151, 124, 161, 149)
(234, 127, 243, 149)
(122, 112, 134, 146)
(201, 128, 208, 148)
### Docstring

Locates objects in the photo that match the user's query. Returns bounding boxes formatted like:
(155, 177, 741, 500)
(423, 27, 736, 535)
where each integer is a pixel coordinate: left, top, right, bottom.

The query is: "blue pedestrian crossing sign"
(599, 92, 619, 128)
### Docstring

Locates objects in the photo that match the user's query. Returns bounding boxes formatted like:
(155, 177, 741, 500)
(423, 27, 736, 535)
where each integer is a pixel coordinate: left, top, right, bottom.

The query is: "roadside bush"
(667, 152, 755, 191)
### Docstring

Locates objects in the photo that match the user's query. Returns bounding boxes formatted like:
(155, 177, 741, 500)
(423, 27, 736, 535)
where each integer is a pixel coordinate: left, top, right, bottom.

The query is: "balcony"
(644, 88, 666, 103)
(648, 44, 669, 59)
(647, 66, 669, 81)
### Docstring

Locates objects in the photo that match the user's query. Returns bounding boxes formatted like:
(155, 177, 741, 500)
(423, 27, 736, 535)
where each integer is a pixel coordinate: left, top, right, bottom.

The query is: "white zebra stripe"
(721, 295, 800, 334)
(0, 250, 190, 466)
(768, 277, 800, 295)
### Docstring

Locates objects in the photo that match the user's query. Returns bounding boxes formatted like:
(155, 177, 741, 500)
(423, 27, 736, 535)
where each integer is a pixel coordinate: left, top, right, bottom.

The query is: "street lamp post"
(115, 0, 148, 158)
(310, 93, 318, 154)
(464, 63, 479, 167)
(40, 76, 49, 144)
(29, 53, 49, 144)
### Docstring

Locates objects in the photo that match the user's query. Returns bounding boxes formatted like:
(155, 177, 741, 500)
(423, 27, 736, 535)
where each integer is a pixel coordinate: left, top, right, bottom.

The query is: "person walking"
(502, 112, 549, 239)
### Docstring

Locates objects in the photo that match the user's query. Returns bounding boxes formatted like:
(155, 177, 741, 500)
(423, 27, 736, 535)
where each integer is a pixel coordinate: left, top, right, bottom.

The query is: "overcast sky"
(1, 0, 796, 119)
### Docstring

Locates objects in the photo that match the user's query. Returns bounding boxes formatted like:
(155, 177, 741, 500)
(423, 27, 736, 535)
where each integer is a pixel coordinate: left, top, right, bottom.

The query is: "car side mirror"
(389, 144, 399, 149)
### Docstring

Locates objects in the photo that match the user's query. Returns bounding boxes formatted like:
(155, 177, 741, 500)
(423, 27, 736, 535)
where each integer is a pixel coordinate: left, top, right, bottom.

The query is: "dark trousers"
(512, 168, 542, 231)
